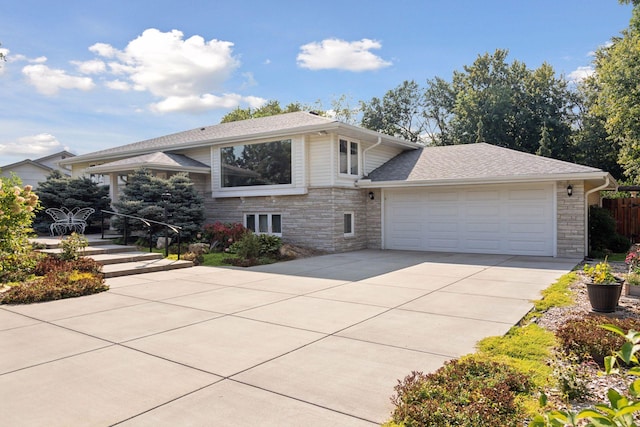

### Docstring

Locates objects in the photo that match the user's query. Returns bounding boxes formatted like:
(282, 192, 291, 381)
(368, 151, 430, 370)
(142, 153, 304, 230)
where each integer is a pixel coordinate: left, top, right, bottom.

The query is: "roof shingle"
(368, 143, 604, 182)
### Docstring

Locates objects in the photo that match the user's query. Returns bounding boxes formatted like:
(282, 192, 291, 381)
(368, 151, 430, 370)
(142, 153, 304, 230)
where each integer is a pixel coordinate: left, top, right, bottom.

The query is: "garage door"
(383, 184, 555, 256)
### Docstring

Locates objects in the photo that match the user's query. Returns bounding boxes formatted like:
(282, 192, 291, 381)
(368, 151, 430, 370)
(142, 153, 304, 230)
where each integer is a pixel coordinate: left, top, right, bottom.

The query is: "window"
(221, 140, 292, 187)
(344, 212, 354, 237)
(245, 213, 282, 236)
(339, 139, 359, 175)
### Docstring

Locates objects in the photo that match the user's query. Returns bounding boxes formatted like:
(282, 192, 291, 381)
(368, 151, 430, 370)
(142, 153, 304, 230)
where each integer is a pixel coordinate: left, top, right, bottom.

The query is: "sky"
(0, 0, 634, 166)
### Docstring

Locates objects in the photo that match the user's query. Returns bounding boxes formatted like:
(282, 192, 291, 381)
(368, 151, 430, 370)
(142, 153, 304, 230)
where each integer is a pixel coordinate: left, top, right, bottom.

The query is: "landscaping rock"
(188, 243, 209, 256)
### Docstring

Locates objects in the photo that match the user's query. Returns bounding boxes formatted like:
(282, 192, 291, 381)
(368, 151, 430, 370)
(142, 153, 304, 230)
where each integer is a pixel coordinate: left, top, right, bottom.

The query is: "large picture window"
(339, 139, 359, 175)
(221, 140, 292, 187)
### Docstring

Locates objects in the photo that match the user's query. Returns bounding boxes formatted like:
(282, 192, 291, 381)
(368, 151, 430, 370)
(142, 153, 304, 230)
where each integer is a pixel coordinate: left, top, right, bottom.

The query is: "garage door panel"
(384, 184, 554, 256)
(427, 222, 458, 232)
(427, 192, 459, 202)
(428, 238, 460, 250)
(467, 239, 501, 250)
(467, 190, 500, 201)
(466, 222, 500, 233)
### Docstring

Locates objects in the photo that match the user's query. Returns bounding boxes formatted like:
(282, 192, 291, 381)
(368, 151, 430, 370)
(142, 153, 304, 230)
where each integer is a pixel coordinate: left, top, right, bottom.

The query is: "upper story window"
(339, 139, 359, 176)
(221, 139, 292, 187)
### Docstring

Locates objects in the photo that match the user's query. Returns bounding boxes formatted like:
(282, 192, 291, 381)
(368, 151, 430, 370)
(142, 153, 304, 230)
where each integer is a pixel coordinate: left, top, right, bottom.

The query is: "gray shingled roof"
(87, 152, 209, 173)
(368, 143, 605, 182)
(69, 112, 338, 161)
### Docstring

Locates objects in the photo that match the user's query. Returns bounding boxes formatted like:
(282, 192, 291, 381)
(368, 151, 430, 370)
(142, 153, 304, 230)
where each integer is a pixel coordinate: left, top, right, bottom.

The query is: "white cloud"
(89, 42, 118, 58)
(568, 65, 595, 83)
(297, 38, 392, 71)
(0, 133, 66, 157)
(105, 79, 132, 91)
(92, 28, 240, 98)
(72, 59, 106, 74)
(22, 63, 95, 95)
(85, 28, 251, 113)
(150, 93, 266, 113)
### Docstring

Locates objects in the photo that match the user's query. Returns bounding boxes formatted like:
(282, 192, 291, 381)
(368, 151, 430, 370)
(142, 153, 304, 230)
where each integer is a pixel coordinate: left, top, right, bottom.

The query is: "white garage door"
(384, 184, 555, 256)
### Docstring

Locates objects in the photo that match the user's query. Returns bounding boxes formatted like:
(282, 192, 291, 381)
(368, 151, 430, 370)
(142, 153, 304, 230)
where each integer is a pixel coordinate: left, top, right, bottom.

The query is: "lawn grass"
(165, 251, 238, 266)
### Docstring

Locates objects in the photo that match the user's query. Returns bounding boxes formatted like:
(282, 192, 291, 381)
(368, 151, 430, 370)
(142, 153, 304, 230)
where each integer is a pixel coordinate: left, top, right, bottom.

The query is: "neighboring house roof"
(33, 150, 76, 164)
(86, 152, 210, 174)
(0, 159, 54, 172)
(1, 150, 76, 174)
(62, 111, 420, 165)
(364, 143, 615, 187)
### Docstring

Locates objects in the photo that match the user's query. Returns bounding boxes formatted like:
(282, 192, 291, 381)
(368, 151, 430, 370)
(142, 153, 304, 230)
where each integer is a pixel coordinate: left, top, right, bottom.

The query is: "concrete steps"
(33, 235, 193, 278)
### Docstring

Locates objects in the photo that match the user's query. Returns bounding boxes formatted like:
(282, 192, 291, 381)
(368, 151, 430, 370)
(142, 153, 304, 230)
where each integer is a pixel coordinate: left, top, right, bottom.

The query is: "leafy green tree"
(592, 1, 640, 182)
(33, 171, 111, 233)
(361, 51, 576, 161)
(573, 77, 624, 179)
(360, 80, 428, 143)
(221, 100, 307, 123)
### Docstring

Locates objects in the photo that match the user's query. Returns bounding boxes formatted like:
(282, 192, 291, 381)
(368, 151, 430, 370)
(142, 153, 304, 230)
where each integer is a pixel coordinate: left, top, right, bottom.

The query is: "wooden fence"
(603, 198, 640, 242)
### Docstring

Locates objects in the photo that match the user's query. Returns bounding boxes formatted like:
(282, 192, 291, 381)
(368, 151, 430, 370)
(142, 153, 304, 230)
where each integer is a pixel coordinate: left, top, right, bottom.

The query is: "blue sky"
(0, 0, 633, 166)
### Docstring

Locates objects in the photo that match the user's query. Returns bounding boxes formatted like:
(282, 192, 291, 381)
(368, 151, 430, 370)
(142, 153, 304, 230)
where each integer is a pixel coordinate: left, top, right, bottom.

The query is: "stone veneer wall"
(204, 187, 374, 252)
(365, 189, 382, 249)
(556, 181, 585, 258)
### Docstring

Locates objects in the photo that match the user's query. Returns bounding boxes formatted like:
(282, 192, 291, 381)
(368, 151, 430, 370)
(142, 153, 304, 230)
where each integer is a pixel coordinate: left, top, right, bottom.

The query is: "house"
(0, 151, 75, 188)
(60, 111, 616, 258)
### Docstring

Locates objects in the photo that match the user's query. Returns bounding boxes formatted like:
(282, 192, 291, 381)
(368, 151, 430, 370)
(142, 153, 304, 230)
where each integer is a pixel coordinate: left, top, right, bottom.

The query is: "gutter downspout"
(584, 176, 611, 257)
(362, 136, 382, 177)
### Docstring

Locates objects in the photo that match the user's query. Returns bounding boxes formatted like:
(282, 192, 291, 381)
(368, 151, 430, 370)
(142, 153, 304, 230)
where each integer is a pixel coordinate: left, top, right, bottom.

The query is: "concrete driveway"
(0, 250, 578, 426)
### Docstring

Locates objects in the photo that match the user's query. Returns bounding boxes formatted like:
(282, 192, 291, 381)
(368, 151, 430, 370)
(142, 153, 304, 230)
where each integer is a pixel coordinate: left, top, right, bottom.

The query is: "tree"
(360, 50, 577, 160)
(33, 171, 111, 233)
(592, 2, 640, 182)
(220, 100, 307, 123)
(360, 80, 428, 143)
(112, 169, 204, 243)
(572, 77, 624, 179)
(166, 173, 205, 241)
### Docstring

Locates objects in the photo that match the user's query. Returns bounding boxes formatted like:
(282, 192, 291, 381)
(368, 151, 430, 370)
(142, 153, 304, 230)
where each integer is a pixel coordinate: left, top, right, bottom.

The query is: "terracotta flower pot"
(586, 282, 622, 313)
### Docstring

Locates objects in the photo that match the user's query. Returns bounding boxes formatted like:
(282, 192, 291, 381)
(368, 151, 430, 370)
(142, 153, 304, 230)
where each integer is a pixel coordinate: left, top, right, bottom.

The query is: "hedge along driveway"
(0, 250, 578, 426)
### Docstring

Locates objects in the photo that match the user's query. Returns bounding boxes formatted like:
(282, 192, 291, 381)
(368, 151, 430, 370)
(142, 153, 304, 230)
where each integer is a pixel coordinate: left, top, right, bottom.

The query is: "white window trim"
(338, 138, 360, 177)
(245, 213, 282, 237)
(343, 211, 355, 237)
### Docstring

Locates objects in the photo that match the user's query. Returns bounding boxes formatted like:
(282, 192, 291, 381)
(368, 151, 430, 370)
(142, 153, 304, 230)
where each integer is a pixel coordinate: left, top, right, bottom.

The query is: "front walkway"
(0, 250, 578, 426)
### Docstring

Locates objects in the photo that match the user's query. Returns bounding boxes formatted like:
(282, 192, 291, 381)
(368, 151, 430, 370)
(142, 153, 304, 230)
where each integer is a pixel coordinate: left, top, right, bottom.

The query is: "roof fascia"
(357, 172, 617, 189)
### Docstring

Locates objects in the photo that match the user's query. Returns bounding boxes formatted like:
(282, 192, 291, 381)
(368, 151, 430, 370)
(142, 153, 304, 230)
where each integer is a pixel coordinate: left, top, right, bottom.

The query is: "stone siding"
(204, 188, 373, 252)
(556, 181, 585, 258)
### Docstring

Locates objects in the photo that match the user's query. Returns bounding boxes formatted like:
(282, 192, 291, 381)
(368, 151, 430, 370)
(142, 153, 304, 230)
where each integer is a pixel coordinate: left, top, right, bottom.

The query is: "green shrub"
(589, 206, 617, 253)
(258, 234, 282, 256)
(556, 315, 640, 366)
(0, 251, 45, 283)
(610, 233, 631, 253)
(229, 232, 262, 259)
(0, 175, 40, 279)
(60, 232, 89, 261)
(389, 359, 531, 427)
